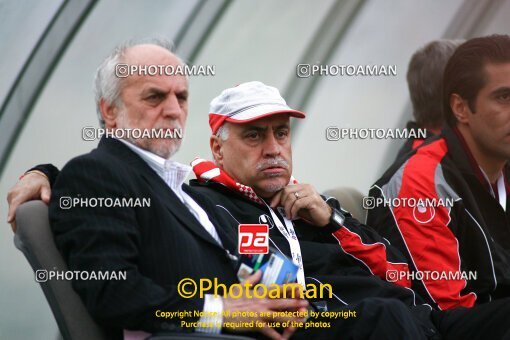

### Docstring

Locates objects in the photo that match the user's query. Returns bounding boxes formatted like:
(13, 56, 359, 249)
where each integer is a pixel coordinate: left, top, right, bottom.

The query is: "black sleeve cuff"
(321, 208, 343, 234)
(27, 163, 60, 188)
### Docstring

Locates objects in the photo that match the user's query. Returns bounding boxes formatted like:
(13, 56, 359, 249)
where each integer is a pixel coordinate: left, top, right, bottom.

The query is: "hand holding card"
(237, 248, 299, 285)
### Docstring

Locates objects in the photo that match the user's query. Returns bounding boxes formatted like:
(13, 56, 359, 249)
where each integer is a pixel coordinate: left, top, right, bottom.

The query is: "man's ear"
(450, 93, 471, 125)
(100, 98, 119, 128)
(210, 135, 224, 166)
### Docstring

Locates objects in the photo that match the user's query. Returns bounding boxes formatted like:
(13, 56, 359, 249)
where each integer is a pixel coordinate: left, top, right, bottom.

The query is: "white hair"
(216, 123, 230, 141)
(93, 37, 185, 128)
(212, 123, 230, 165)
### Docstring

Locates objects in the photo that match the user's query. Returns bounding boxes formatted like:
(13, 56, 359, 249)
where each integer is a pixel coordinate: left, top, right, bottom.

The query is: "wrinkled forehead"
(232, 114, 292, 131)
(481, 62, 510, 88)
(120, 45, 188, 91)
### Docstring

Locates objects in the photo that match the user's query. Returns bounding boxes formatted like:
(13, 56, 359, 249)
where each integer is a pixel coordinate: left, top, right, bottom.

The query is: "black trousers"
(431, 297, 510, 339)
(291, 297, 510, 340)
(293, 298, 433, 340)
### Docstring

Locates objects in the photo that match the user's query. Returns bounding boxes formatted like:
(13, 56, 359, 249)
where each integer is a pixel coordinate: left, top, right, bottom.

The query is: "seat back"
(14, 201, 107, 340)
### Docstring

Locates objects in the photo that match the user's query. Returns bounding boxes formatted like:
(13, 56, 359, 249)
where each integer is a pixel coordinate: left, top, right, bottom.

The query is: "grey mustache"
(256, 158, 289, 171)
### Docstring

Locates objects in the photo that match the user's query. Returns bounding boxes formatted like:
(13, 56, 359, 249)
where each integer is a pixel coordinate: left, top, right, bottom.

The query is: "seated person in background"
(397, 39, 463, 159)
(367, 34, 510, 310)
(9, 80, 510, 339)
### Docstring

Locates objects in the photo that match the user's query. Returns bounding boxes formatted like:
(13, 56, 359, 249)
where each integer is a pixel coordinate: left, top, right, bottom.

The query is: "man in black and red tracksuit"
(396, 39, 462, 160)
(367, 34, 510, 311)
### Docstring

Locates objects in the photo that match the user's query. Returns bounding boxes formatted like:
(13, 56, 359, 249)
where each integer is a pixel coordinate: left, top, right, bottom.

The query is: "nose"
(162, 94, 183, 119)
(262, 132, 281, 157)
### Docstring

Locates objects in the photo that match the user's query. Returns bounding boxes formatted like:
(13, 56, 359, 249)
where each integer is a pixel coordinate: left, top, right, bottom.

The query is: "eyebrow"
(141, 87, 167, 96)
(274, 123, 290, 130)
(241, 122, 290, 132)
(242, 125, 266, 133)
(177, 89, 189, 98)
(491, 86, 510, 97)
(141, 87, 189, 99)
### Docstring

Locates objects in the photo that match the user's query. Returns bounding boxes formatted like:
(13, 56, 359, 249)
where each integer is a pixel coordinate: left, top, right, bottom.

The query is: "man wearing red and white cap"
(198, 81, 410, 284)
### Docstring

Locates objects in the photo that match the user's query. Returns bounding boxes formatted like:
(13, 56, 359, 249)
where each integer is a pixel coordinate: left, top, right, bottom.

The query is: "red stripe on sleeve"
(332, 227, 412, 288)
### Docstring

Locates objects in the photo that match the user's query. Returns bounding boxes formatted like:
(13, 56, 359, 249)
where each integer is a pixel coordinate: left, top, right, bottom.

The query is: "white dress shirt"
(117, 139, 223, 337)
(479, 167, 507, 212)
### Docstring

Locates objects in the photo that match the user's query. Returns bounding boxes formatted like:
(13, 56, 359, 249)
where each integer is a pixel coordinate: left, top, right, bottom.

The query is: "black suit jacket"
(49, 137, 239, 338)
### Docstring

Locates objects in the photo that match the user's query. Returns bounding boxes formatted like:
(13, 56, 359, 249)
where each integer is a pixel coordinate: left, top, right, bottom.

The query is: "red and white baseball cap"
(209, 81, 306, 134)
